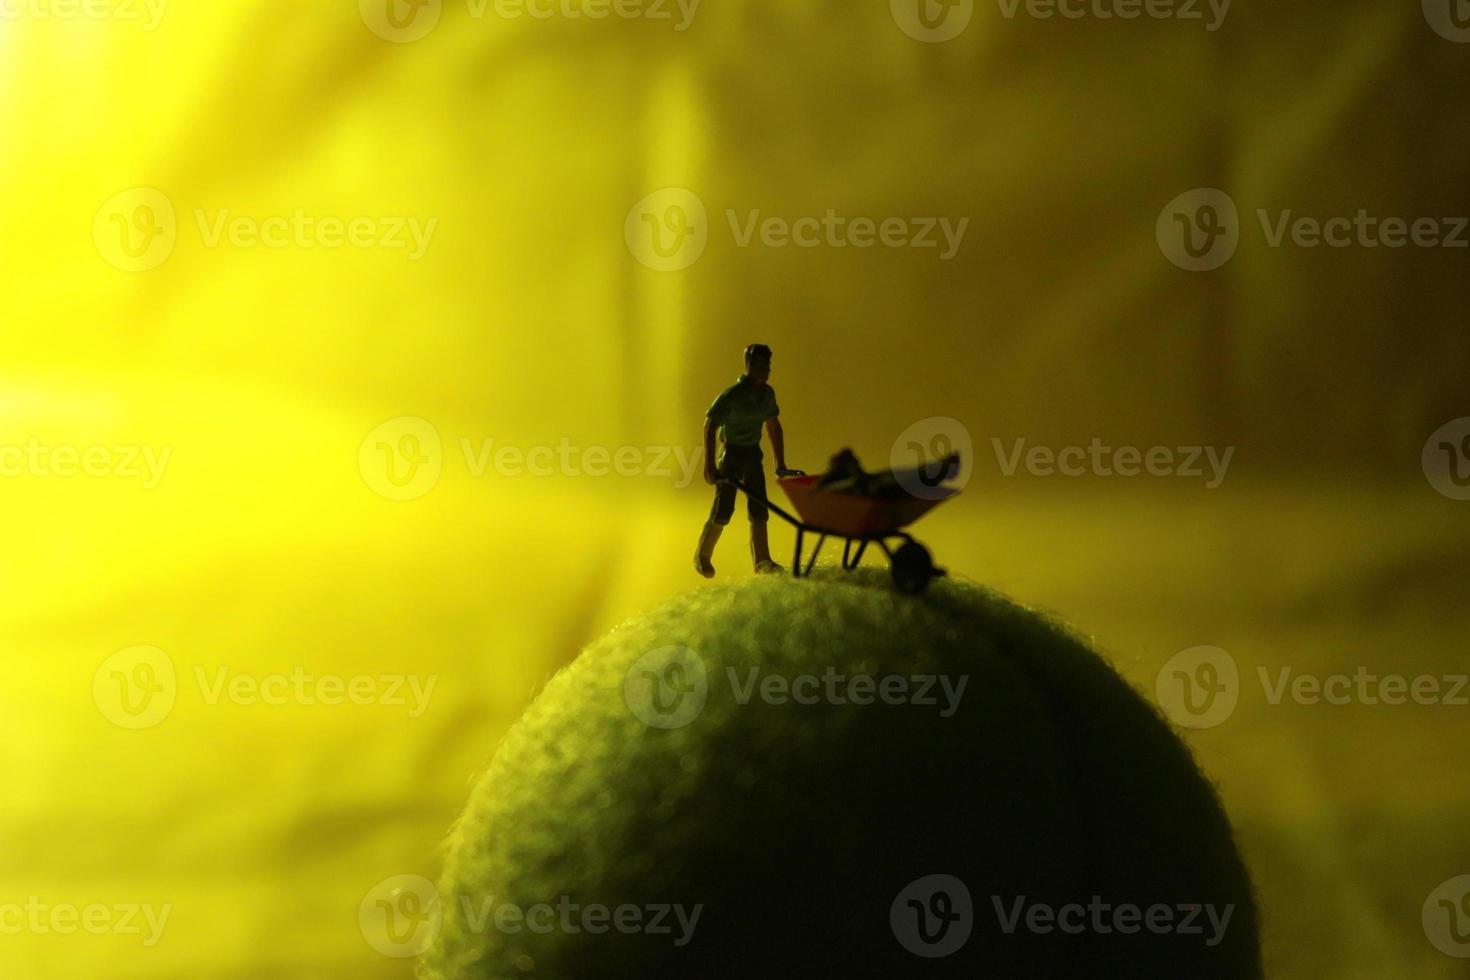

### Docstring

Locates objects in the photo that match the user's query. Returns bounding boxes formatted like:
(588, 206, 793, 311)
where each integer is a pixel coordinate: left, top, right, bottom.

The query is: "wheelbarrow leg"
(805, 535, 825, 577)
(792, 527, 804, 578)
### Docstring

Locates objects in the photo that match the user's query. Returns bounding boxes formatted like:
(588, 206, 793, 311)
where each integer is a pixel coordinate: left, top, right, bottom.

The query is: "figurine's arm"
(703, 417, 719, 484)
(766, 417, 787, 473)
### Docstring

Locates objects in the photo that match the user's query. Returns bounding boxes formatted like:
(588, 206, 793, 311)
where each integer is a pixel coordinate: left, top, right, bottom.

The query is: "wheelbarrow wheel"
(891, 541, 937, 595)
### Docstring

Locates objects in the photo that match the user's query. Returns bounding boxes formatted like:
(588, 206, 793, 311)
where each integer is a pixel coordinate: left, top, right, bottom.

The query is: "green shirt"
(706, 376, 779, 446)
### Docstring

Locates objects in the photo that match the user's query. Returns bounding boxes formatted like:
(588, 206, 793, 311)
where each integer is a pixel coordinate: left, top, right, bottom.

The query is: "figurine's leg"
(750, 522, 783, 574)
(696, 455, 734, 578)
(694, 520, 723, 579)
(744, 451, 783, 574)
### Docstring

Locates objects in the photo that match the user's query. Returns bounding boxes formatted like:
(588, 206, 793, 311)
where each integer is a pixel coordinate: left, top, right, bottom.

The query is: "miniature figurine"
(695, 344, 795, 577)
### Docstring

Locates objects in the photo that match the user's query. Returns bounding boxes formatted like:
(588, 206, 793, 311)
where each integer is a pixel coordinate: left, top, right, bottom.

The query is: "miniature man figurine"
(695, 344, 791, 577)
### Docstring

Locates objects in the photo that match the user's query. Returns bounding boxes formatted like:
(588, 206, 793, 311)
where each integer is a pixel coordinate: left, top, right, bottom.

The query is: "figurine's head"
(744, 344, 773, 386)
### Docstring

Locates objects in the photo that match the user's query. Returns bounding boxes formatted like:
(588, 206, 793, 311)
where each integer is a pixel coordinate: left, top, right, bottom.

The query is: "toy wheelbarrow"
(721, 455, 961, 594)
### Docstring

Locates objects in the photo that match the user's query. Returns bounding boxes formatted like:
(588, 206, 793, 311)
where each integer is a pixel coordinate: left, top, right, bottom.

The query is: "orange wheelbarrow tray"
(720, 472, 959, 594)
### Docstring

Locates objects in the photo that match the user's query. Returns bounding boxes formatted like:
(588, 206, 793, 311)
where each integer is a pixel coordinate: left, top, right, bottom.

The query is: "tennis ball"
(421, 570, 1261, 979)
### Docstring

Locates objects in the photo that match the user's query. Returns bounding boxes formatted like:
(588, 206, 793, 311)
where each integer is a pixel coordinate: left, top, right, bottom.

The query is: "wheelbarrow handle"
(717, 477, 805, 529)
(776, 467, 807, 478)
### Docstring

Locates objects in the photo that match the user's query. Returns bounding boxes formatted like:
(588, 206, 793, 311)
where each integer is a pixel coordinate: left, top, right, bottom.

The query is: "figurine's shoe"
(754, 559, 784, 575)
(694, 521, 722, 579)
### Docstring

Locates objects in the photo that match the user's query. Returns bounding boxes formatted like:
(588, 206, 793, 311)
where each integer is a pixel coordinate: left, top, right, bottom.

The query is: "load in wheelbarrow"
(722, 450, 962, 594)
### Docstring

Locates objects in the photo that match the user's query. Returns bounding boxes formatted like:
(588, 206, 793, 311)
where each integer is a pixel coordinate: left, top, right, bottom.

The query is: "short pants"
(709, 443, 768, 526)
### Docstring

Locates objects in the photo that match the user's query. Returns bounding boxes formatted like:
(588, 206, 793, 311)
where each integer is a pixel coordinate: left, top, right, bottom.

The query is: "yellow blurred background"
(2, 1, 1468, 977)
